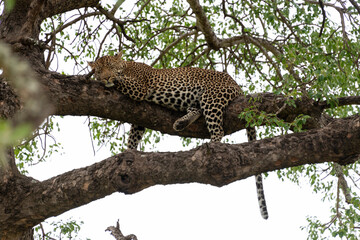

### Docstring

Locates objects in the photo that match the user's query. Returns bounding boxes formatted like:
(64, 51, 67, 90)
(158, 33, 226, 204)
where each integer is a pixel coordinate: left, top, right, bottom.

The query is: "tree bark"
(1, 116, 359, 237)
(3, 68, 349, 139)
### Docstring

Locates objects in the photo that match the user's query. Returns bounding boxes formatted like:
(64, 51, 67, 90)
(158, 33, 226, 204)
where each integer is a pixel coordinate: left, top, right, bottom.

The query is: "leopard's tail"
(246, 127, 269, 220)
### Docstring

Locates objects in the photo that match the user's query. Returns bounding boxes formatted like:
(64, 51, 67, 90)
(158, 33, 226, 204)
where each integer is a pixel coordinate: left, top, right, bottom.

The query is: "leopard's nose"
(101, 74, 111, 81)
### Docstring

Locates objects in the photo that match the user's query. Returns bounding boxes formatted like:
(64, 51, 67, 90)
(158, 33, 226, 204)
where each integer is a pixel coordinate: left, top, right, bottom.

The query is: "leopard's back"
(145, 67, 242, 112)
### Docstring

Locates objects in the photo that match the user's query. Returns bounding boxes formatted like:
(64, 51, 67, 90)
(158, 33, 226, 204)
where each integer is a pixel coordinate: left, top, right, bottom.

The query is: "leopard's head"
(88, 52, 126, 87)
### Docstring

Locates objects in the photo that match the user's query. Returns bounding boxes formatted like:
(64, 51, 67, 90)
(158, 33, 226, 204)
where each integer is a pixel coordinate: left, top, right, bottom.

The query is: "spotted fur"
(88, 52, 268, 219)
(88, 52, 242, 142)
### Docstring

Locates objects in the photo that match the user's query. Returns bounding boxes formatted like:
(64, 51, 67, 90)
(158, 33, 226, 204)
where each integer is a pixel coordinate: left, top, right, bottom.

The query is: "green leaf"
(4, 0, 16, 12)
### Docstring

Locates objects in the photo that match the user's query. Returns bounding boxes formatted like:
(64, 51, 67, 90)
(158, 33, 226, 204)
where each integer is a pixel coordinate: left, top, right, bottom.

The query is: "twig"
(318, 0, 326, 37)
(334, 163, 352, 204)
(134, 0, 152, 19)
(45, 12, 101, 44)
(151, 30, 197, 66)
(96, 5, 147, 43)
(106, 220, 138, 240)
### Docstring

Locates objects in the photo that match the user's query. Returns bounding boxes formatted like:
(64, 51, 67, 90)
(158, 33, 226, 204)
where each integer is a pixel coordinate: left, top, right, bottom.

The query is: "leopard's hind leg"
(200, 92, 227, 142)
(127, 125, 145, 150)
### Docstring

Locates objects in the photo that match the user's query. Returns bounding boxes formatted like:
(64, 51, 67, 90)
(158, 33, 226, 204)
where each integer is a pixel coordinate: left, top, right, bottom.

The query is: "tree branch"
(2, 68, 358, 140)
(151, 30, 197, 66)
(349, 0, 360, 15)
(186, 0, 221, 49)
(334, 163, 352, 204)
(332, 96, 360, 107)
(40, 72, 328, 137)
(41, 0, 100, 19)
(44, 11, 101, 44)
(106, 220, 138, 240)
(96, 5, 136, 43)
(2, 115, 359, 232)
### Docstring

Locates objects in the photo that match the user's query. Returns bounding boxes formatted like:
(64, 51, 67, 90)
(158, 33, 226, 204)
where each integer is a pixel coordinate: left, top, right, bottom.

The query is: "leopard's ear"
(87, 61, 95, 69)
(116, 51, 123, 60)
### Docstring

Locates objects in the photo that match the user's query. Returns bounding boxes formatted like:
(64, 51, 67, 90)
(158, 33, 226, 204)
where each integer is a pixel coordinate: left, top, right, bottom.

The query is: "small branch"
(349, 0, 360, 15)
(334, 163, 352, 204)
(221, 0, 246, 30)
(106, 220, 138, 240)
(304, 0, 349, 43)
(134, 0, 151, 19)
(185, 47, 210, 67)
(318, 0, 326, 37)
(151, 30, 197, 66)
(186, 0, 220, 49)
(244, 36, 284, 83)
(45, 12, 101, 44)
(270, 3, 304, 45)
(96, 5, 144, 43)
(318, 96, 360, 108)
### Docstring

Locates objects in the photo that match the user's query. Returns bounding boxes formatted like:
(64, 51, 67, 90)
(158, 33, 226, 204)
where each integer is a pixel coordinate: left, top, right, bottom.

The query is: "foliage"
(33, 219, 88, 240)
(87, 117, 168, 153)
(14, 117, 63, 174)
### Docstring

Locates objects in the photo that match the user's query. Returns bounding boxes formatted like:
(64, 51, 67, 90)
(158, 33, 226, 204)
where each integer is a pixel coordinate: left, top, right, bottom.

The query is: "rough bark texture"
(1, 116, 359, 238)
(0, 0, 359, 239)
(1, 70, 335, 139)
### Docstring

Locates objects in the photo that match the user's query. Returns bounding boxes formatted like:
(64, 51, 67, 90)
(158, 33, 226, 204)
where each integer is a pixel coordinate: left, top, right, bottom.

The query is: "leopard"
(88, 52, 268, 219)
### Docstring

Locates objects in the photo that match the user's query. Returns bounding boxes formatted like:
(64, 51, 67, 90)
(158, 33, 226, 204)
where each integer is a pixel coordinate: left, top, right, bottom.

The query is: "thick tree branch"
(2, 69, 358, 140)
(319, 96, 360, 108)
(2, 116, 359, 234)
(41, 0, 100, 19)
(39, 72, 326, 136)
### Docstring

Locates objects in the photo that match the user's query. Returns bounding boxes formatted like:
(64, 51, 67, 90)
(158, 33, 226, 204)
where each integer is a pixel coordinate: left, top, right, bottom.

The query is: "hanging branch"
(318, 0, 326, 37)
(106, 220, 138, 240)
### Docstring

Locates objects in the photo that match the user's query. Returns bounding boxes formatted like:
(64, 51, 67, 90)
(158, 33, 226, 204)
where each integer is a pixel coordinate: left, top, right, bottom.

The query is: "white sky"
(27, 116, 333, 240)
